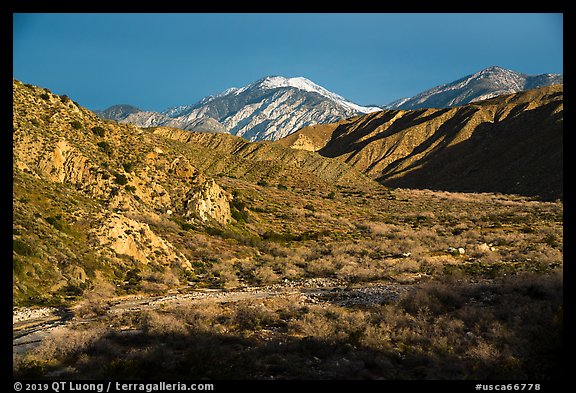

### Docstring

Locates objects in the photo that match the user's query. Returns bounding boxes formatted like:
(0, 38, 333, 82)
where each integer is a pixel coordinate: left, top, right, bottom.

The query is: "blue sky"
(13, 13, 563, 111)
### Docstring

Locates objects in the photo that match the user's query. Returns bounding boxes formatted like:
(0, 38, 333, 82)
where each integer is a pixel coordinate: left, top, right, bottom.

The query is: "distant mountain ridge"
(96, 104, 141, 120)
(384, 66, 563, 110)
(96, 67, 562, 142)
(97, 76, 380, 141)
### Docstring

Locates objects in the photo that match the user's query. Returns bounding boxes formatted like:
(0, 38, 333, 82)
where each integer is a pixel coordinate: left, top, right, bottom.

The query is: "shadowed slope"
(281, 85, 563, 200)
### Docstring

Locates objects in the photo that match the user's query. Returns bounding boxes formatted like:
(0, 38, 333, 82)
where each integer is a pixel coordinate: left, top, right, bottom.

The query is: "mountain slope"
(13, 79, 383, 305)
(385, 66, 563, 110)
(98, 76, 380, 141)
(95, 104, 141, 120)
(280, 85, 563, 200)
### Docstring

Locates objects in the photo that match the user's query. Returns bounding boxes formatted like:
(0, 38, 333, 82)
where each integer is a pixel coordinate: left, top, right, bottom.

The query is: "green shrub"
(13, 239, 34, 256)
(257, 180, 268, 186)
(91, 126, 106, 137)
(122, 162, 134, 173)
(304, 204, 315, 212)
(45, 216, 64, 231)
(180, 222, 196, 231)
(60, 95, 70, 103)
(113, 172, 128, 186)
(125, 185, 136, 193)
(543, 234, 560, 248)
(70, 120, 83, 130)
(231, 209, 249, 223)
(97, 141, 113, 155)
(124, 269, 142, 293)
(277, 184, 288, 190)
(39, 93, 50, 101)
(30, 118, 40, 127)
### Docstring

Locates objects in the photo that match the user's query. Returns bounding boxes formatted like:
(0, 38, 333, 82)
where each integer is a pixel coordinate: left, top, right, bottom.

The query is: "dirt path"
(13, 278, 416, 356)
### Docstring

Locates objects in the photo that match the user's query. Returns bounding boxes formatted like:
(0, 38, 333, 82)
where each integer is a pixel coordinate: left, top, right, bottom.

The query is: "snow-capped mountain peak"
(248, 75, 380, 114)
(99, 75, 381, 142)
(384, 66, 562, 110)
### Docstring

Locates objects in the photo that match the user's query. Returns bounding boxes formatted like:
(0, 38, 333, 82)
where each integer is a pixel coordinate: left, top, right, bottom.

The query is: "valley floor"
(13, 270, 562, 380)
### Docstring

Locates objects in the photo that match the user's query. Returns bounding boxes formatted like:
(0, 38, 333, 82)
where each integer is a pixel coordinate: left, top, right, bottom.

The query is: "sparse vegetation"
(13, 238, 35, 256)
(70, 120, 83, 130)
(122, 162, 135, 173)
(113, 172, 128, 185)
(14, 272, 563, 379)
(96, 141, 113, 155)
(12, 79, 563, 379)
(91, 126, 106, 137)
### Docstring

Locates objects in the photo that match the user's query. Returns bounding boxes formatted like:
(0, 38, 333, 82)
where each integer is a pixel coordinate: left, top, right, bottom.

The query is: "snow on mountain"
(98, 76, 381, 142)
(384, 66, 563, 110)
(253, 76, 380, 114)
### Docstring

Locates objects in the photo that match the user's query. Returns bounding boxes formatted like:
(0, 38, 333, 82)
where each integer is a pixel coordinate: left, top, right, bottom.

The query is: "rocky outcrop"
(184, 179, 232, 226)
(94, 213, 191, 269)
(12, 79, 234, 304)
(288, 134, 321, 152)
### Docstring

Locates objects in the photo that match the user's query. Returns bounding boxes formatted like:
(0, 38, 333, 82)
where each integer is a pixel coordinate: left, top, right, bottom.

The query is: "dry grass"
(15, 270, 563, 379)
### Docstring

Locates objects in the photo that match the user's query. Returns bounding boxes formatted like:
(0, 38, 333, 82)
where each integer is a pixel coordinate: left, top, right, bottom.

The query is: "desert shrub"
(289, 308, 337, 340)
(400, 280, 465, 315)
(91, 126, 105, 137)
(113, 172, 128, 185)
(13, 238, 35, 256)
(277, 184, 288, 190)
(123, 269, 142, 293)
(257, 180, 268, 186)
(96, 141, 113, 155)
(231, 209, 249, 223)
(182, 303, 226, 333)
(59, 94, 70, 103)
(210, 261, 240, 289)
(70, 120, 83, 130)
(230, 191, 249, 223)
(180, 222, 196, 231)
(232, 302, 278, 331)
(254, 266, 279, 285)
(124, 185, 136, 193)
(122, 162, 135, 173)
(305, 257, 337, 277)
(75, 280, 116, 318)
(31, 325, 107, 364)
(543, 233, 560, 248)
(142, 310, 187, 336)
(45, 215, 64, 231)
(30, 118, 40, 127)
(58, 283, 88, 299)
(39, 93, 50, 101)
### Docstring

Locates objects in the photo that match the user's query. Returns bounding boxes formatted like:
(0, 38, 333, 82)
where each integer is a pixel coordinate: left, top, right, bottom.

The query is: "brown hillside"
(282, 86, 563, 200)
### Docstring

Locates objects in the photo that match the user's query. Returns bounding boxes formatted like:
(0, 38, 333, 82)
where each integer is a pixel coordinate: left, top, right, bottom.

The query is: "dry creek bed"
(13, 278, 417, 356)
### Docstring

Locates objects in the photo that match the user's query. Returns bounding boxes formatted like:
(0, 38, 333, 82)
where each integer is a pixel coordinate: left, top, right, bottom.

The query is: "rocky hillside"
(13, 80, 235, 305)
(280, 85, 563, 200)
(384, 66, 562, 110)
(149, 126, 376, 190)
(98, 76, 379, 141)
(12, 79, 381, 306)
